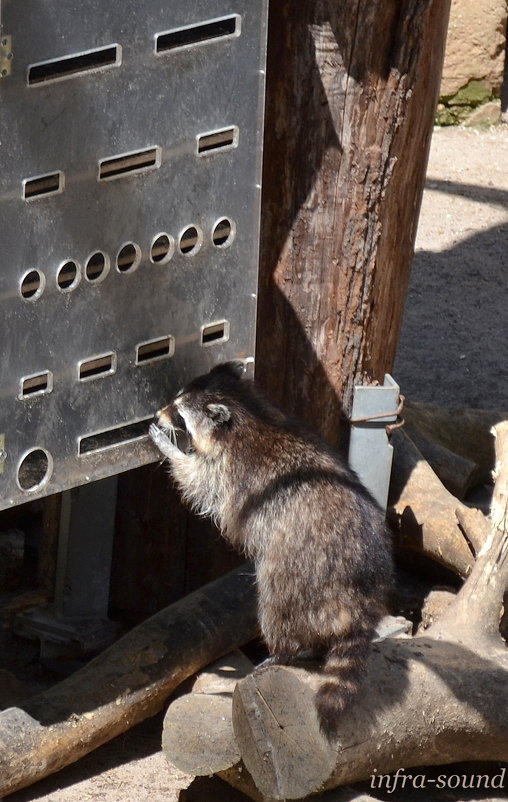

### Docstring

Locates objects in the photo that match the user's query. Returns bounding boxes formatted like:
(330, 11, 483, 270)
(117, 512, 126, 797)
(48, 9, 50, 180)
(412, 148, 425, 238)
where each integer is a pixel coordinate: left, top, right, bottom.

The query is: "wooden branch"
(404, 422, 479, 499)
(455, 506, 491, 555)
(404, 401, 508, 477)
(432, 421, 508, 646)
(230, 637, 508, 800)
(389, 429, 474, 576)
(0, 565, 258, 798)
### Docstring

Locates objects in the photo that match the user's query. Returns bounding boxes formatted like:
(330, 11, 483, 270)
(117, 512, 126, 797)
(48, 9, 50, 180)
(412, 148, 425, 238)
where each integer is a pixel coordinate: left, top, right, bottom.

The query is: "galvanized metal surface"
(0, 0, 267, 509)
(348, 374, 400, 511)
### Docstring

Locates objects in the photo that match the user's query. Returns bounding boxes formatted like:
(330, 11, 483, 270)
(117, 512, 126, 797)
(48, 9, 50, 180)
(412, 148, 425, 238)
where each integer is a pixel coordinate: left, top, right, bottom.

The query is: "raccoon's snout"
(156, 405, 186, 433)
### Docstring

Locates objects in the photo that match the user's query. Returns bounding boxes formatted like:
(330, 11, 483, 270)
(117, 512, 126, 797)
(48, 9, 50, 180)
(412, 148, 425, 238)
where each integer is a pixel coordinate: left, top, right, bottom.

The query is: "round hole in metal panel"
(116, 242, 141, 273)
(85, 251, 109, 283)
(212, 217, 236, 248)
(17, 448, 53, 492)
(178, 226, 202, 256)
(20, 269, 45, 301)
(150, 233, 174, 264)
(57, 260, 80, 291)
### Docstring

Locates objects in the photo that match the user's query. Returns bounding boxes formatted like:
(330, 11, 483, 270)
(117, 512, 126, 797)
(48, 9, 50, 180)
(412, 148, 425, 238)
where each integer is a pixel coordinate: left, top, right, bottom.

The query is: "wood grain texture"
(256, 0, 452, 445)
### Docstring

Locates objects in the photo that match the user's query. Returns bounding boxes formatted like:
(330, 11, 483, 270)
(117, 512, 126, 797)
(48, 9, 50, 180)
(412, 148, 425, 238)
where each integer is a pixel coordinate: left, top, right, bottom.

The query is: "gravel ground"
(5, 125, 508, 802)
(394, 126, 508, 411)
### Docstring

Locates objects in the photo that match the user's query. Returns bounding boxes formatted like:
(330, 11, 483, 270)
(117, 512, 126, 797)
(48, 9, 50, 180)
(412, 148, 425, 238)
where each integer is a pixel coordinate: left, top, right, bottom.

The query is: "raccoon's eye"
(172, 409, 187, 431)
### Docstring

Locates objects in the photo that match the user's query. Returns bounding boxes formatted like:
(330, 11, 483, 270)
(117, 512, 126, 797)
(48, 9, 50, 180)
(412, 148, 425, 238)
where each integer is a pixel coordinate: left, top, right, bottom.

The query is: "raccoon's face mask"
(157, 396, 232, 455)
(156, 360, 244, 452)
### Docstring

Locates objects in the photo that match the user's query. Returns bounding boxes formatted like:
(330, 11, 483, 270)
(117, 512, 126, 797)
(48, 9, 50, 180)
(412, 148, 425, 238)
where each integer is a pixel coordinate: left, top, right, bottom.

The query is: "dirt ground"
(4, 125, 508, 802)
(394, 125, 508, 411)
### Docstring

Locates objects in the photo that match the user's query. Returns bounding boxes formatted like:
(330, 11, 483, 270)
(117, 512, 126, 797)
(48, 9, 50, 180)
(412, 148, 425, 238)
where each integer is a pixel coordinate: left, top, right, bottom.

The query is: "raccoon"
(149, 360, 392, 734)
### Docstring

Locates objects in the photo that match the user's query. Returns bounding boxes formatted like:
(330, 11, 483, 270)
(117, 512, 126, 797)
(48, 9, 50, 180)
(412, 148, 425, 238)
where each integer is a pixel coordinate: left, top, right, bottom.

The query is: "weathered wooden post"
(256, 0, 452, 445)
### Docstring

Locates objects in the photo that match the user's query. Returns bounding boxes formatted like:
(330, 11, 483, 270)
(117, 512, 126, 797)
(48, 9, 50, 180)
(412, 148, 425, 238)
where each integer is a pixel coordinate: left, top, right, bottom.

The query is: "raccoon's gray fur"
(150, 361, 392, 734)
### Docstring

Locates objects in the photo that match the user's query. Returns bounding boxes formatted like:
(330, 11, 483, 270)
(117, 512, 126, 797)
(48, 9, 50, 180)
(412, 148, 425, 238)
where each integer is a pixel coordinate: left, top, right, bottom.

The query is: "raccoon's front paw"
(149, 423, 178, 458)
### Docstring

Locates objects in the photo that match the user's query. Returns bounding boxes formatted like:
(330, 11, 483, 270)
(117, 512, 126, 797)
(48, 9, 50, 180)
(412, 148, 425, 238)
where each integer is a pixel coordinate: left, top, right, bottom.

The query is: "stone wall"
(437, 0, 507, 125)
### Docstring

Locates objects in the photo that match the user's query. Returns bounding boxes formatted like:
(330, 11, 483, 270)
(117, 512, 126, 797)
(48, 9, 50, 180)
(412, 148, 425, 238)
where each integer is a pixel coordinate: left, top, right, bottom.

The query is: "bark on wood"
(0, 565, 258, 797)
(404, 401, 508, 477)
(256, 0, 451, 444)
(162, 651, 253, 776)
(388, 429, 474, 576)
(226, 421, 508, 800)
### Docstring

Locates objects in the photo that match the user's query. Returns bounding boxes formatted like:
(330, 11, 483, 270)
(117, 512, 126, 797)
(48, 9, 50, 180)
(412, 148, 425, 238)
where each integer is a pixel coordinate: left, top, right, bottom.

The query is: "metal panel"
(0, 0, 267, 509)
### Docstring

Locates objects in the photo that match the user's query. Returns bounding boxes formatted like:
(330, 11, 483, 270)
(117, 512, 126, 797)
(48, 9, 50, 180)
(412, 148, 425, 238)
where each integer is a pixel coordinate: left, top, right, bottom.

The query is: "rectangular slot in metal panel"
(79, 418, 152, 456)
(98, 147, 161, 181)
(197, 126, 238, 156)
(201, 320, 230, 346)
(28, 45, 121, 86)
(155, 15, 240, 53)
(23, 171, 64, 200)
(78, 353, 116, 381)
(20, 371, 53, 398)
(136, 336, 174, 365)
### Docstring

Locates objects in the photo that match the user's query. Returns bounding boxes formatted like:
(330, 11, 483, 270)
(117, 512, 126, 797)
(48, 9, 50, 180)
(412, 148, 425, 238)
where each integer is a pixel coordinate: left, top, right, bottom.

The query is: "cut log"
(404, 401, 507, 477)
(233, 663, 336, 800)
(0, 564, 258, 797)
(164, 694, 240, 777)
(231, 637, 508, 800)
(162, 651, 253, 776)
(190, 650, 254, 695)
(389, 429, 474, 576)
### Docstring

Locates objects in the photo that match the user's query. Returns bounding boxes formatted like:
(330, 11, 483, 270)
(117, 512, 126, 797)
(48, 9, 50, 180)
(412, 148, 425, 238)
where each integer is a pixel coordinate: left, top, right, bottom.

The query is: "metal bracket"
(348, 374, 401, 511)
(0, 34, 13, 78)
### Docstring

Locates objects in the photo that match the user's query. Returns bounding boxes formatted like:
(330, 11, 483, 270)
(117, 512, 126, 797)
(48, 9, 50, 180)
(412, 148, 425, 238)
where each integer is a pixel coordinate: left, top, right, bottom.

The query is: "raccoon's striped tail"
(315, 628, 373, 738)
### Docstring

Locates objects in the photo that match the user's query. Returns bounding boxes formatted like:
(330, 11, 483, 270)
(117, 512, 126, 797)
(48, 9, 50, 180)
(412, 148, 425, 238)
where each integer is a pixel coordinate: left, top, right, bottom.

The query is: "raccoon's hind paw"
(149, 423, 178, 458)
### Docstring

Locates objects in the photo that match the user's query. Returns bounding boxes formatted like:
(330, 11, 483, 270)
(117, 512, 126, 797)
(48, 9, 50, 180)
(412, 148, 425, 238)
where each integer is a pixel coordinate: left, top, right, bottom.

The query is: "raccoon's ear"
(206, 403, 231, 424)
(211, 360, 245, 380)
